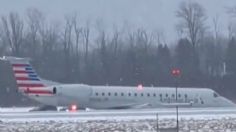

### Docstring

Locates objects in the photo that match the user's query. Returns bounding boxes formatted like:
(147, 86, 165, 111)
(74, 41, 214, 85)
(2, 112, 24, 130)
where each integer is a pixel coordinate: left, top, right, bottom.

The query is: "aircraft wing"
(108, 103, 152, 109)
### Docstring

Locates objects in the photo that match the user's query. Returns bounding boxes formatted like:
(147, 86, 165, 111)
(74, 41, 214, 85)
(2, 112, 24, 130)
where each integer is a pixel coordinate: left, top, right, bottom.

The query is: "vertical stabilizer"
(1, 56, 52, 95)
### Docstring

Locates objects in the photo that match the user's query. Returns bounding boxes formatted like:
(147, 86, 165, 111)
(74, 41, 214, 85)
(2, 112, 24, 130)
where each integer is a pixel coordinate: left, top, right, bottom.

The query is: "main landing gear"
(29, 105, 57, 111)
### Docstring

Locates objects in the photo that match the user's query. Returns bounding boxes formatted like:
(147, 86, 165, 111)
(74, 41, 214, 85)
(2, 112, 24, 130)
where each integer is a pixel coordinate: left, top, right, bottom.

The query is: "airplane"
(0, 56, 235, 111)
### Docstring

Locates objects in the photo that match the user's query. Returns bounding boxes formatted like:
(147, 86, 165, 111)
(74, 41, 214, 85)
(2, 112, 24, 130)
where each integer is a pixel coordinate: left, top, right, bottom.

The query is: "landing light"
(70, 104, 77, 112)
(137, 84, 143, 91)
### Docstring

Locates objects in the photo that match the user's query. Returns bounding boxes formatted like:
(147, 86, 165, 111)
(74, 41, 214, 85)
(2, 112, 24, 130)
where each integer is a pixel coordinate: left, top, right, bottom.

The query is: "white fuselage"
(27, 84, 236, 109)
(4, 56, 234, 109)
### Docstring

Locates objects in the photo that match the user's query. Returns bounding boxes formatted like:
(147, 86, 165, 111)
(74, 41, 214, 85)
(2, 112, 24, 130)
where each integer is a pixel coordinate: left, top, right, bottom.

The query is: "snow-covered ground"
(0, 107, 33, 113)
(1, 107, 236, 131)
(1, 117, 236, 132)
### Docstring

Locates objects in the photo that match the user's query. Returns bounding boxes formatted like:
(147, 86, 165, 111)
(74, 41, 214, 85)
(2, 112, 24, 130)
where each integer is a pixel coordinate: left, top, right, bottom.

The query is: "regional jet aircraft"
(1, 56, 235, 110)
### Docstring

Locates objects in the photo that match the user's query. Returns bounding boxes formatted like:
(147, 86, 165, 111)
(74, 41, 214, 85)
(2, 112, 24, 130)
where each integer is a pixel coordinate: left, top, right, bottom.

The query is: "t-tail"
(1, 56, 55, 95)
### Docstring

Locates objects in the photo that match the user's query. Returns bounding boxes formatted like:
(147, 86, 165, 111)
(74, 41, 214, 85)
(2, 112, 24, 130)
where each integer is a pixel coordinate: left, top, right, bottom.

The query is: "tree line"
(0, 1, 236, 106)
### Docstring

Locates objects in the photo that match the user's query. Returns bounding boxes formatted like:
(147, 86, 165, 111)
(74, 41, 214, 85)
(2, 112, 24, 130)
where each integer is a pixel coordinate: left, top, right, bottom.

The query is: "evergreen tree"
(175, 38, 201, 86)
(156, 44, 172, 85)
(226, 38, 236, 74)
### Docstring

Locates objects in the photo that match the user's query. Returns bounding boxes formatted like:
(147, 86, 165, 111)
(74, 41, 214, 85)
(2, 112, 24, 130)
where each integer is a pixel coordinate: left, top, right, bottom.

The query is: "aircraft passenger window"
(166, 94, 168, 97)
(153, 93, 156, 97)
(185, 94, 188, 98)
(147, 93, 150, 97)
(128, 93, 131, 96)
(102, 93, 105, 96)
(201, 100, 204, 104)
(108, 92, 111, 96)
(159, 94, 162, 97)
(178, 94, 181, 98)
(172, 94, 175, 98)
(134, 93, 137, 96)
(121, 93, 124, 96)
(115, 93, 118, 96)
(95, 93, 98, 96)
(213, 92, 219, 98)
(141, 93, 144, 96)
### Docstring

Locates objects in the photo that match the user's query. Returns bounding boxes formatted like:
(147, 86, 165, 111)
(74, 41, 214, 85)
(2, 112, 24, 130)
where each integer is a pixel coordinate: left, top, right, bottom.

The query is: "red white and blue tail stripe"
(12, 63, 44, 89)
(3, 56, 53, 95)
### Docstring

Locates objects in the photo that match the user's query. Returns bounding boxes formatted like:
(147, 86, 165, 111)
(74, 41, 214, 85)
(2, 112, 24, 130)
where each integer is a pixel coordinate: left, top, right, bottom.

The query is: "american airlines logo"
(11, 63, 52, 95)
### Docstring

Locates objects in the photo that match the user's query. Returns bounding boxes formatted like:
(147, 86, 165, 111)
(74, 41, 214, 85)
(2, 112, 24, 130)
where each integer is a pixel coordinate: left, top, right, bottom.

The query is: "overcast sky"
(0, 0, 235, 43)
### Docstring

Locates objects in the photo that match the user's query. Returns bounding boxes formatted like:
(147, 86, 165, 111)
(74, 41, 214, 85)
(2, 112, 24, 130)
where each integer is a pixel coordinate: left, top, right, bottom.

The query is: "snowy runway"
(1, 107, 236, 121)
(1, 107, 236, 131)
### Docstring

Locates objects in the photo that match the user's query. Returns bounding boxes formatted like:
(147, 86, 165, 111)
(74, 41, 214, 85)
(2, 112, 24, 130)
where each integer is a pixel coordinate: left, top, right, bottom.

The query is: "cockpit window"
(213, 92, 219, 98)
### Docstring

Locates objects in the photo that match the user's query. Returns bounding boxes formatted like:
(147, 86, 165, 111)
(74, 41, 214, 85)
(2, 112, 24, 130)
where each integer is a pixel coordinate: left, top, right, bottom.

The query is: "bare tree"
(40, 24, 59, 55)
(111, 28, 120, 57)
(153, 29, 166, 46)
(70, 14, 84, 82)
(213, 15, 220, 42)
(176, 1, 207, 47)
(228, 6, 236, 17)
(63, 15, 73, 58)
(1, 12, 24, 56)
(0, 28, 7, 56)
(227, 21, 236, 39)
(72, 14, 82, 58)
(136, 29, 149, 53)
(26, 8, 45, 57)
(228, 6, 236, 39)
(61, 15, 74, 81)
(82, 21, 90, 63)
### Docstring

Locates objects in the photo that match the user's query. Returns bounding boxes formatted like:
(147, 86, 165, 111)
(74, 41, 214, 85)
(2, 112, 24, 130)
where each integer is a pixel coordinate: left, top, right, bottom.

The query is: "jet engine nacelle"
(50, 84, 92, 108)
